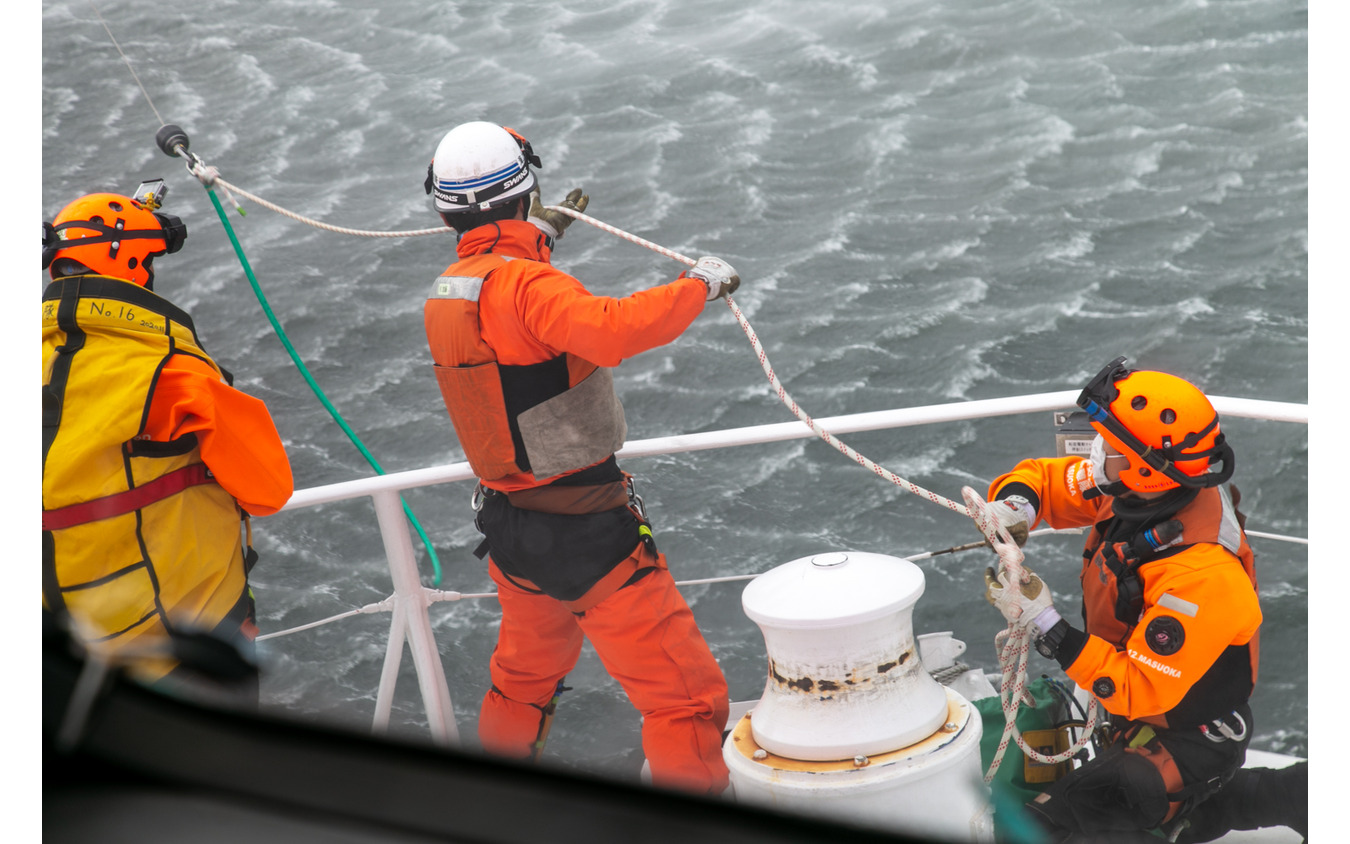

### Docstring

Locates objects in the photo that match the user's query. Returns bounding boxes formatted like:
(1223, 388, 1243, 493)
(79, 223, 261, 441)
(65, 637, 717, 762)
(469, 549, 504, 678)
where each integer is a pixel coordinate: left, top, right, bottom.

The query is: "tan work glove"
(529, 187, 589, 240)
(984, 495, 1034, 549)
(983, 565, 1055, 629)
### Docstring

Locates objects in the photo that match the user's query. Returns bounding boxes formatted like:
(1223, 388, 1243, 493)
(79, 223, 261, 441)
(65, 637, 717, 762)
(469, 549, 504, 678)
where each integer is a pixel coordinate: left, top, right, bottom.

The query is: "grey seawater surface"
(42, 0, 1308, 782)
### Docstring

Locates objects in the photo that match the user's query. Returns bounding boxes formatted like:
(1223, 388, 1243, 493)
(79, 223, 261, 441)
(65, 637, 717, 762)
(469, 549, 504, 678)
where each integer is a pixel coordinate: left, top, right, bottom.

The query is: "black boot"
(1174, 762, 1308, 843)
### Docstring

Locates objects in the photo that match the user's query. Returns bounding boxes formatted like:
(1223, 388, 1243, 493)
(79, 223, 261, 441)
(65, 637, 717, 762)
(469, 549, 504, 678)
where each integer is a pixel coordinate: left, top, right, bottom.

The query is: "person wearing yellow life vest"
(42, 188, 293, 700)
(977, 357, 1296, 841)
(423, 121, 736, 795)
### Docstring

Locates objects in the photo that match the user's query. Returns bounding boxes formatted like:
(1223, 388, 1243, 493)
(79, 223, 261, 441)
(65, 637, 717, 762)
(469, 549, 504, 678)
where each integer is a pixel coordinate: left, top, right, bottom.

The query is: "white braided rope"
(183, 158, 453, 238)
(178, 171, 970, 515)
(216, 176, 452, 237)
(545, 205, 973, 517)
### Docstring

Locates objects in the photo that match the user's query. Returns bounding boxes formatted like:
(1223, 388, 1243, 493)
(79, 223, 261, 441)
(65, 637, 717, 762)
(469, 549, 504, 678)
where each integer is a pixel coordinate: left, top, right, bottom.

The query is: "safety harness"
(42, 463, 215, 531)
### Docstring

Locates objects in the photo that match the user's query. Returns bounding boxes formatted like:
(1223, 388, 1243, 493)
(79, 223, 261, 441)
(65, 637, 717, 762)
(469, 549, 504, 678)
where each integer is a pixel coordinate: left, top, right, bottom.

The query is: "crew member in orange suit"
(980, 357, 1304, 841)
(42, 186, 293, 702)
(422, 121, 735, 795)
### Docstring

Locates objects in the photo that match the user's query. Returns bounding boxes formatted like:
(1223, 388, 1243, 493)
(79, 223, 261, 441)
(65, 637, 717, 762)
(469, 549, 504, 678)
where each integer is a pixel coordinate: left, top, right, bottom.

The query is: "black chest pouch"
(1100, 519, 1185, 626)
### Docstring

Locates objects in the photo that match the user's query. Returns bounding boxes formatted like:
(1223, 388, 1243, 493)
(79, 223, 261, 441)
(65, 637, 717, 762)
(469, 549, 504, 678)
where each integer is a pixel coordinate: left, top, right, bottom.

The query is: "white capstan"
(738, 551, 950, 759)
(430, 122, 537, 214)
(725, 551, 993, 842)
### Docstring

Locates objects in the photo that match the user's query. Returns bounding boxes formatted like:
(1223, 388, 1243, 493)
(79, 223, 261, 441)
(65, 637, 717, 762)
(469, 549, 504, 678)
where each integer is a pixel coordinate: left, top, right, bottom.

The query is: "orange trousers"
(479, 548, 730, 795)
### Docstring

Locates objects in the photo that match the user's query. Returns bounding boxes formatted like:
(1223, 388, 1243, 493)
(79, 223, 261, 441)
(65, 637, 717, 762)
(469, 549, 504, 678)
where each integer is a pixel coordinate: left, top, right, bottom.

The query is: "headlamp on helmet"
(1075, 356, 1235, 493)
(43, 183, 187, 288)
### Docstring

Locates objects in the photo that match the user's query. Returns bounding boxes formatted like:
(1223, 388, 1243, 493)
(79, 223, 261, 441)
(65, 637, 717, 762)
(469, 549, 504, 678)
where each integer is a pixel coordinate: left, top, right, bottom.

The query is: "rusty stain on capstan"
(877, 651, 911, 674)
(767, 650, 915, 696)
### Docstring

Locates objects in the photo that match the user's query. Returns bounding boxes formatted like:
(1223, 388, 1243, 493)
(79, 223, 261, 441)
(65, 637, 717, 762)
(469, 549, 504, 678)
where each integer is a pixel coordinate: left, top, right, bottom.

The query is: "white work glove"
(528, 187, 589, 240)
(985, 495, 1034, 549)
(683, 256, 741, 300)
(983, 565, 1058, 632)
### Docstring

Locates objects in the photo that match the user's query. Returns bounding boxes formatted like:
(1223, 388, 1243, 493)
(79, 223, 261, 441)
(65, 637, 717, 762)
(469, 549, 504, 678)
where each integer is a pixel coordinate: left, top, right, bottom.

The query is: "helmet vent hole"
(90, 215, 104, 226)
(109, 202, 123, 212)
(128, 258, 138, 269)
(1131, 396, 1147, 411)
(1160, 409, 1177, 425)
(1138, 467, 1152, 477)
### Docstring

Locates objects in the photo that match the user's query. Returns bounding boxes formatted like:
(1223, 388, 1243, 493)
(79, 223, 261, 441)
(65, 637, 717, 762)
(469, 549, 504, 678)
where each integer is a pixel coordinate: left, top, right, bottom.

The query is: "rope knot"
(189, 161, 220, 188)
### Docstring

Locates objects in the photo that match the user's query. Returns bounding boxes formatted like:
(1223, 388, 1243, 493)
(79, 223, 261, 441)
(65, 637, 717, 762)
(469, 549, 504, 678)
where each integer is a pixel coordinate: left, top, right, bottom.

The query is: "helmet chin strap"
(1083, 478, 1129, 501)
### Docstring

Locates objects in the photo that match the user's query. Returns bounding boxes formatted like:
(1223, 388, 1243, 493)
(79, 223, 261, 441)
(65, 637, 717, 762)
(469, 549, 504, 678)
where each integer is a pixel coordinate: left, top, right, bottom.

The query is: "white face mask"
(1089, 434, 1109, 482)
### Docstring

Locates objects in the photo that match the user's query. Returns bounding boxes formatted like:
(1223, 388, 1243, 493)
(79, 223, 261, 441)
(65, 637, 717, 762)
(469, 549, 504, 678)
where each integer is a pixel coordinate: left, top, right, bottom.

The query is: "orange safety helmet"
(43, 192, 186, 287)
(1076, 356, 1235, 493)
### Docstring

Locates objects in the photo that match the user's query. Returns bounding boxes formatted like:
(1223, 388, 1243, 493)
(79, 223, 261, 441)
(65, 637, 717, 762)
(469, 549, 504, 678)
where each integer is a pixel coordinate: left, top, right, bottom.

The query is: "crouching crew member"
(980, 357, 1286, 841)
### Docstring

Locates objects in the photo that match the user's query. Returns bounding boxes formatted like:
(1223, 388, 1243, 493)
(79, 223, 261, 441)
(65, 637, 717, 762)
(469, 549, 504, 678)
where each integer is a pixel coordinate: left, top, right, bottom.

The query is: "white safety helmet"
(426, 121, 539, 214)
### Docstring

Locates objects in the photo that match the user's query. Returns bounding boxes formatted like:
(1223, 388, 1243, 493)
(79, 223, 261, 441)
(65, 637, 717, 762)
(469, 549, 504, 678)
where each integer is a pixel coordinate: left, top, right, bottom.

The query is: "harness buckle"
(1200, 711, 1247, 743)
(624, 474, 647, 521)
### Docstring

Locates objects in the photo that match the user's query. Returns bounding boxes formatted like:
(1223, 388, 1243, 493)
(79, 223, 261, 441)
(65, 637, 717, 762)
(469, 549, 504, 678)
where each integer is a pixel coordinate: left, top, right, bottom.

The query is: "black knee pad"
(1031, 746, 1170, 835)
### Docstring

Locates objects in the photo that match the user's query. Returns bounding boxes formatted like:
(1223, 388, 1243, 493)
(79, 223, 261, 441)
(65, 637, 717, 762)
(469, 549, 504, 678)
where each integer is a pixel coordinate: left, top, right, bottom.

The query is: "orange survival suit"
(425, 219, 729, 794)
(990, 455, 1261, 834)
(42, 274, 293, 689)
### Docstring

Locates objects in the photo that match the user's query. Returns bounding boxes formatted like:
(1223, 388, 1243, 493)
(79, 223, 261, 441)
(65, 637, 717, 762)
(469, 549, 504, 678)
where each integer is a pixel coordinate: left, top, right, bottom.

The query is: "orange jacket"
(425, 220, 707, 491)
(144, 353, 293, 515)
(990, 456, 1261, 727)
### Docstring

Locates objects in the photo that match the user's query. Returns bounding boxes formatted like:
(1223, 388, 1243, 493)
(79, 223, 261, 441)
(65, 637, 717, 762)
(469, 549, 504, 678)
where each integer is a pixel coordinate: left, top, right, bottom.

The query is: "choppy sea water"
(41, 0, 1309, 789)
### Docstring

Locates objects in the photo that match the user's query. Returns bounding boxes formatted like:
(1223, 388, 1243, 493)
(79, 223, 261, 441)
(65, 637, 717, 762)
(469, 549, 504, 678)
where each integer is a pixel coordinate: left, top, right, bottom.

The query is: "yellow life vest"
(42, 275, 250, 680)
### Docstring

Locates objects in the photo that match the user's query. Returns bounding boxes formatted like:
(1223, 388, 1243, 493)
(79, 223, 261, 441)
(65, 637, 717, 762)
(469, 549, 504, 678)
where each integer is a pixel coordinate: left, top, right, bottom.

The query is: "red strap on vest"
(42, 463, 215, 531)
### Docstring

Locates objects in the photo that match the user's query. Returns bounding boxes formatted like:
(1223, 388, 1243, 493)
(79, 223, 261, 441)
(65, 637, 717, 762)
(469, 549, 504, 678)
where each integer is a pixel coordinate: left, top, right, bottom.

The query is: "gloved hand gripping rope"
(964, 489, 1099, 782)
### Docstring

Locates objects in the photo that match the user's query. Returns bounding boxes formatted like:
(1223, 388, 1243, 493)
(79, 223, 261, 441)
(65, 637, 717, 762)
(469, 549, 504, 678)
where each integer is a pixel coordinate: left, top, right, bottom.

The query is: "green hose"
(202, 187, 444, 586)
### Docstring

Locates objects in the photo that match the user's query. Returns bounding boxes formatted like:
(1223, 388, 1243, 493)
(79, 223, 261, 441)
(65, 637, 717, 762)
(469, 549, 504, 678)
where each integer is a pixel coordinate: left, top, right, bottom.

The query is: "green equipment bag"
(973, 676, 1081, 826)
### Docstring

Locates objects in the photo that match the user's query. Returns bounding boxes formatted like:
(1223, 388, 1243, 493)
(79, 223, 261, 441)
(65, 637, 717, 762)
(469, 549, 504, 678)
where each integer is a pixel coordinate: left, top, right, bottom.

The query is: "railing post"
(371, 603, 407, 735)
(370, 489, 459, 746)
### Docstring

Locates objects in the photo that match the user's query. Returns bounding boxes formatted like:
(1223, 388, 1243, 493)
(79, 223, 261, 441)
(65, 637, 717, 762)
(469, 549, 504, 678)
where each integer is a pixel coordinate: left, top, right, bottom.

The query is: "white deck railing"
(272, 391, 1310, 745)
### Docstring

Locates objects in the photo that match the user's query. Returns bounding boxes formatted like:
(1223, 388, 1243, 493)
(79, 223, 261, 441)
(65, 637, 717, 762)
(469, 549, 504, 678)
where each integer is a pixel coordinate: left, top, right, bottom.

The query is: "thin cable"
(87, 2, 165, 126)
(1246, 529, 1308, 545)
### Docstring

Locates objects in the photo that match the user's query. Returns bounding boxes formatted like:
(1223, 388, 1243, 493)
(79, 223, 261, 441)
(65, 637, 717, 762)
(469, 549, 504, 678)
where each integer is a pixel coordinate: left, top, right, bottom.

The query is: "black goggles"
(1077, 355, 1133, 422)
